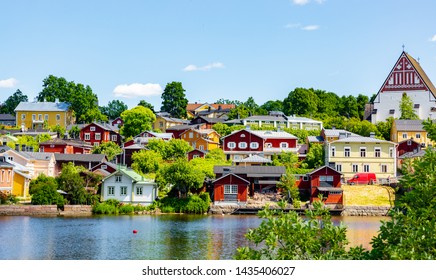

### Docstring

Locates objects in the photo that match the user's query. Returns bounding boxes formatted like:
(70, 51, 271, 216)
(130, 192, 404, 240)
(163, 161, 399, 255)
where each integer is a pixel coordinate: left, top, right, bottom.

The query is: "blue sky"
(1, 0, 436, 111)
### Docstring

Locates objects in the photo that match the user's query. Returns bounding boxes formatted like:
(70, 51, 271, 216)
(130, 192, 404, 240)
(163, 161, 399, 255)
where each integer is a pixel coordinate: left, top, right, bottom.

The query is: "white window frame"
(374, 147, 381, 158)
(21, 114, 26, 120)
(188, 132, 193, 138)
(363, 164, 370, 172)
(136, 187, 143, 196)
(90, 126, 96, 132)
(344, 147, 351, 157)
(227, 142, 236, 149)
(238, 142, 247, 149)
(32, 114, 36, 120)
(56, 114, 60, 121)
(352, 164, 359, 173)
(331, 147, 336, 157)
(95, 133, 101, 140)
(360, 147, 366, 157)
(415, 133, 421, 139)
(108, 186, 115, 196)
(44, 114, 49, 120)
(199, 145, 204, 151)
(381, 165, 388, 173)
(120, 186, 127, 196)
(115, 175, 122, 182)
(111, 135, 117, 142)
(389, 147, 394, 158)
(84, 133, 90, 140)
(224, 184, 238, 194)
(335, 164, 342, 172)
(250, 142, 259, 149)
(280, 142, 288, 148)
(102, 165, 107, 170)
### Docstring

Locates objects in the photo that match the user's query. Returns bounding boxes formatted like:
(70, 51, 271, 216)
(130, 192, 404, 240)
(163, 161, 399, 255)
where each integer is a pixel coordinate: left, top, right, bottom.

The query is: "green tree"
(68, 125, 81, 139)
(301, 143, 325, 169)
(56, 162, 87, 205)
(37, 75, 100, 123)
(92, 141, 122, 161)
(370, 149, 436, 259)
(227, 105, 250, 120)
(283, 88, 320, 117)
(138, 100, 155, 113)
(29, 174, 64, 206)
(81, 107, 108, 123)
(120, 106, 156, 138)
(156, 159, 205, 197)
(399, 93, 419, 120)
(131, 150, 163, 175)
(100, 100, 128, 120)
(260, 100, 284, 113)
(313, 90, 341, 118)
(212, 123, 231, 137)
(160, 81, 188, 118)
(235, 201, 367, 260)
(376, 117, 394, 140)
(0, 89, 28, 115)
(356, 94, 369, 120)
(339, 95, 359, 119)
(277, 170, 300, 207)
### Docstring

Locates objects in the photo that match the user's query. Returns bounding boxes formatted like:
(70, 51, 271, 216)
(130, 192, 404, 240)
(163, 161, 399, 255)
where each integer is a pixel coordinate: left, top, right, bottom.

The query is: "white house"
(101, 167, 158, 205)
(371, 50, 436, 123)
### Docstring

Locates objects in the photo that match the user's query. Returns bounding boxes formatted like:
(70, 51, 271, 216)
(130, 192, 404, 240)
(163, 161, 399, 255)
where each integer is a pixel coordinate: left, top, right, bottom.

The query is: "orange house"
(180, 128, 220, 151)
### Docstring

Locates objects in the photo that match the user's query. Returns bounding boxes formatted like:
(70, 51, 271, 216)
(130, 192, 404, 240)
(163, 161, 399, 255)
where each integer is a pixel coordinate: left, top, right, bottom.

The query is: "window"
(108, 187, 115, 196)
(402, 133, 408, 139)
(352, 164, 359, 173)
(94, 142, 99, 147)
(381, 165, 388, 173)
(320, 176, 333, 182)
(303, 176, 308, 181)
(32, 114, 36, 120)
(360, 147, 366, 157)
(199, 145, 204, 150)
(344, 147, 351, 157)
(389, 109, 395, 114)
(115, 175, 122, 182)
(335, 164, 342, 172)
(224, 185, 238, 194)
(331, 147, 336, 157)
(389, 147, 394, 158)
(56, 114, 60, 121)
(240, 134, 245, 138)
(90, 126, 96, 131)
(238, 142, 247, 149)
(363, 164, 370, 172)
(227, 142, 236, 149)
(84, 133, 90, 140)
(45, 114, 49, 120)
(415, 133, 421, 139)
(111, 135, 117, 142)
(374, 148, 381, 158)
(95, 133, 101, 140)
(102, 165, 107, 170)
(21, 114, 26, 120)
(280, 142, 288, 148)
(120, 186, 127, 196)
(193, 155, 200, 159)
(38, 114, 42, 120)
(250, 142, 259, 149)
(159, 121, 164, 128)
(189, 132, 193, 138)
(136, 187, 143, 195)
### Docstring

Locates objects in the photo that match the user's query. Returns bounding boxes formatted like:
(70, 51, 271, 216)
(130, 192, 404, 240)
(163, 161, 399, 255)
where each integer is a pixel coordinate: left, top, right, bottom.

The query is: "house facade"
(101, 167, 158, 205)
(326, 135, 397, 180)
(39, 138, 93, 154)
(0, 156, 31, 198)
(180, 128, 220, 151)
(152, 113, 190, 132)
(371, 51, 436, 123)
(221, 129, 298, 161)
(0, 147, 56, 178)
(212, 173, 249, 205)
(0, 114, 16, 127)
(390, 119, 434, 148)
(80, 122, 122, 147)
(186, 103, 235, 119)
(15, 101, 74, 130)
(54, 153, 107, 174)
(242, 112, 322, 130)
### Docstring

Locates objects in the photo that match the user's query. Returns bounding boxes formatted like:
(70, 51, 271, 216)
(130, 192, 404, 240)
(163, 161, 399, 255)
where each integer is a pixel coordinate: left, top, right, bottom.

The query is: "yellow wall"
(391, 130, 434, 147)
(181, 130, 220, 151)
(12, 172, 29, 197)
(328, 141, 396, 180)
(16, 110, 73, 130)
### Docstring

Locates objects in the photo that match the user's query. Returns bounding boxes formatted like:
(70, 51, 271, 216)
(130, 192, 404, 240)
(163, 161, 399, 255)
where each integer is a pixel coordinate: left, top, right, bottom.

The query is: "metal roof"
(394, 119, 425, 132)
(214, 165, 286, 175)
(15, 101, 71, 112)
(54, 153, 107, 162)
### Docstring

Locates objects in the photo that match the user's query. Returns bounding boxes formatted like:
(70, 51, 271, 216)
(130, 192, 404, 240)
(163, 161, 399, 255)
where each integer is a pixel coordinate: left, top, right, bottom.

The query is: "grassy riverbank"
(342, 184, 396, 206)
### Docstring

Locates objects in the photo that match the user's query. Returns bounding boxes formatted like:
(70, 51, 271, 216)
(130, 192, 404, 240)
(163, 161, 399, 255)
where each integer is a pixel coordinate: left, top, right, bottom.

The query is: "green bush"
(119, 204, 135, 214)
(92, 202, 118, 214)
(0, 192, 19, 205)
(158, 193, 211, 214)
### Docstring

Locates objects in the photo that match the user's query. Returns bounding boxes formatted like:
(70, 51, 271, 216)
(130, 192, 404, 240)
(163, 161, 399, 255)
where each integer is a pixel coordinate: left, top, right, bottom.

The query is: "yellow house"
(186, 103, 235, 119)
(326, 135, 397, 180)
(152, 113, 189, 132)
(391, 119, 434, 148)
(15, 100, 75, 130)
(12, 170, 31, 197)
(0, 156, 30, 198)
(180, 128, 221, 151)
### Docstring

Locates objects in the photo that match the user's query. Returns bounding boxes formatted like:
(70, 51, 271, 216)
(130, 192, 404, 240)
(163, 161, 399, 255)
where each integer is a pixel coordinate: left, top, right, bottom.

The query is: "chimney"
(29, 146, 34, 152)
(370, 132, 376, 138)
(338, 132, 346, 139)
(21, 144, 26, 151)
(332, 126, 336, 130)
(55, 98, 59, 103)
(15, 143, 19, 151)
(2, 141, 6, 146)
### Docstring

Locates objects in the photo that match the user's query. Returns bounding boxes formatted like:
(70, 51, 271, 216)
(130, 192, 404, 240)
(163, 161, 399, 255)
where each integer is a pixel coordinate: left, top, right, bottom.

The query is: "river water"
(0, 214, 389, 260)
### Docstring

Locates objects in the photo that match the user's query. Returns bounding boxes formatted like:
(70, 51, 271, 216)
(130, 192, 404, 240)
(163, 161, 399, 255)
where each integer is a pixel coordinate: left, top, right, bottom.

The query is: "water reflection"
(0, 214, 388, 260)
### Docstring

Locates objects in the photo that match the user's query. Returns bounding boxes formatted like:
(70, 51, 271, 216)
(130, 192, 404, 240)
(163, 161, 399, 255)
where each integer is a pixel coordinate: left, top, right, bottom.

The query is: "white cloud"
(183, 62, 225, 72)
(302, 25, 320, 31)
(430, 34, 436, 42)
(292, 0, 310, 5)
(0, 78, 18, 88)
(113, 83, 163, 98)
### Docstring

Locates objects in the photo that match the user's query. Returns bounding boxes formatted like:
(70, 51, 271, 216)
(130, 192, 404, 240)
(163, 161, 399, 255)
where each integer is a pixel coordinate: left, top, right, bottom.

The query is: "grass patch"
(342, 184, 395, 206)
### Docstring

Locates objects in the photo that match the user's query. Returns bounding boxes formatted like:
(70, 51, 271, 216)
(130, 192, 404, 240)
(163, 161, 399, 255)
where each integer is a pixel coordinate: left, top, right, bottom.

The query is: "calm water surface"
(0, 214, 389, 260)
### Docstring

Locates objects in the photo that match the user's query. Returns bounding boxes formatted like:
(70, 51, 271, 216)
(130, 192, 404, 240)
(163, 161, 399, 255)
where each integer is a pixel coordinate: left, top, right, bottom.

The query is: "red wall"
(213, 174, 249, 202)
(40, 144, 65, 153)
(397, 140, 420, 156)
(264, 138, 297, 148)
(222, 130, 263, 152)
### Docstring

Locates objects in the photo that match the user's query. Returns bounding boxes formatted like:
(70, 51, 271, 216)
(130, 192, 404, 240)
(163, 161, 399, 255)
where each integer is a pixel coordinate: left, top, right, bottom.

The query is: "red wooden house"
(39, 137, 93, 154)
(212, 173, 250, 205)
(221, 129, 298, 161)
(111, 117, 123, 128)
(80, 122, 122, 147)
(123, 131, 173, 148)
(91, 161, 118, 176)
(187, 149, 207, 161)
(166, 124, 206, 139)
(307, 165, 343, 205)
(397, 138, 421, 157)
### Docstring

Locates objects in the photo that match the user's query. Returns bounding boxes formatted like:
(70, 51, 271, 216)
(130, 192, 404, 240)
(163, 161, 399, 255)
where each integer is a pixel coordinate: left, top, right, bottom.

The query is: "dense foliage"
(29, 174, 65, 207)
(157, 193, 211, 214)
(0, 89, 28, 115)
(160, 81, 188, 118)
(92, 141, 122, 161)
(120, 106, 156, 138)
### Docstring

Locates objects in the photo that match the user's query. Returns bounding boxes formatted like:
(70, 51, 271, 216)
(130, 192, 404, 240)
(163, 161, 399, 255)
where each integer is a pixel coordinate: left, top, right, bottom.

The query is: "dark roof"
(307, 165, 342, 176)
(212, 173, 250, 184)
(394, 119, 425, 132)
(166, 124, 203, 131)
(0, 156, 14, 168)
(0, 114, 15, 121)
(191, 116, 227, 124)
(214, 165, 286, 176)
(40, 138, 93, 148)
(54, 153, 107, 162)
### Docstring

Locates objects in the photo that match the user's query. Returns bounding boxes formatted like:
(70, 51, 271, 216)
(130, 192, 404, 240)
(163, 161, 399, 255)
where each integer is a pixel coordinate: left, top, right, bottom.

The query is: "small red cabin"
(212, 173, 249, 205)
(307, 165, 343, 205)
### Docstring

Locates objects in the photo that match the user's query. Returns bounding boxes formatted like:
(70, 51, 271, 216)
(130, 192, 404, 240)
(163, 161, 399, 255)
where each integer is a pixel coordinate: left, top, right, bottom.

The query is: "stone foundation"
(342, 206, 391, 216)
(0, 205, 93, 216)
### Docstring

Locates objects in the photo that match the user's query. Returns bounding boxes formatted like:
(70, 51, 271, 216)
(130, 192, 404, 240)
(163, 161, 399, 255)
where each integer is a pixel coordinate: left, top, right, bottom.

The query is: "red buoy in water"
(133, 230, 138, 234)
